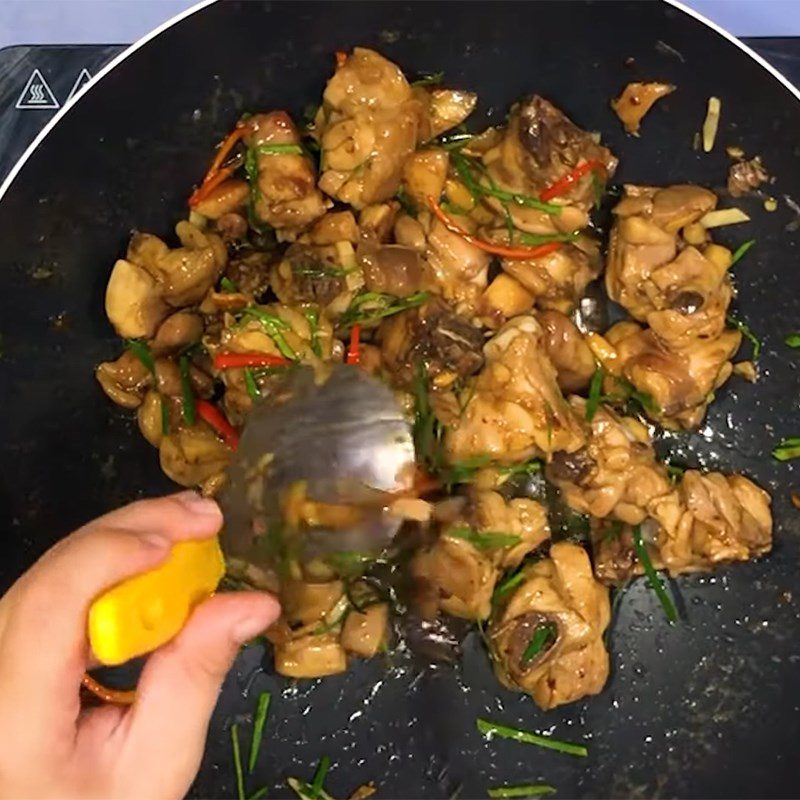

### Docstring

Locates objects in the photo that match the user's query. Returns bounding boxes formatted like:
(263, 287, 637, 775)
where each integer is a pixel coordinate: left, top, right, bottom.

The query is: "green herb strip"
(488, 785, 557, 799)
(242, 308, 297, 360)
(727, 314, 761, 361)
(179, 354, 196, 425)
(220, 276, 239, 293)
(730, 239, 756, 266)
(665, 463, 686, 481)
(248, 691, 271, 773)
(521, 622, 557, 664)
(339, 290, 429, 329)
(785, 333, 800, 348)
(411, 71, 445, 86)
(255, 143, 304, 155)
(231, 723, 245, 800)
(517, 230, 579, 246)
(448, 526, 521, 550)
(476, 718, 588, 758)
(248, 788, 269, 800)
(325, 550, 374, 574)
(244, 368, 260, 401)
(451, 153, 562, 215)
(496, 460, 543, 477)
(395, 186, 418, 217)
(412, 360, 444, 473)
(492, 570, 527, 602)
(125, 339, 156, 375)
(773, 436, 800, 461)
(310, 755, 331, 799)
(437, 132, 475, 151)
(304, 308, 322, 357)
(160, 394, 170, 436)
(586, 367, 604, 421)
(632, 524, 678, 623)
(442, 454, 492, 487)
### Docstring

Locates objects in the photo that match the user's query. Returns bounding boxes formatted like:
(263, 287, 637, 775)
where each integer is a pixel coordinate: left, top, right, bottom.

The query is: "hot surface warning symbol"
(66, 68, 92, 102)
(15, 68, 59, 110)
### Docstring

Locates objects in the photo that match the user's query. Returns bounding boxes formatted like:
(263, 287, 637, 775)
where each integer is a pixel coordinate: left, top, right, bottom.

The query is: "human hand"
(0, 492, 280, 800)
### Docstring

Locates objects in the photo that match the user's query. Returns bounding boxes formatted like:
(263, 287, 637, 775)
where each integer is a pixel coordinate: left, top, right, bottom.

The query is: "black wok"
(1, 1, 799, 797)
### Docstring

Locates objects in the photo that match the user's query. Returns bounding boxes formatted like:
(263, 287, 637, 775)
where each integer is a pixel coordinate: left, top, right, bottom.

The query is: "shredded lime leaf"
(632, 524, 678, 623)
(256, 143, 304, 155)
(785, 333, 800, 349)
(488, 785, 557, 799)
(730, 239, 755, 266)
(448, 526, 521, 550)
(231, 723, 245, 800)
(339, 291, 429, 329)
(586, 367, 604, 421)
(476, 718, 588, 758)
(248, 691, 271, 773)
(411, 71, 444, 86)
(521, 622, 557, 664)
(179, 354, 196, 425)
(727, 314, 761, 360)
(125, 339, 156, 376)
(773, 436, 800, 461)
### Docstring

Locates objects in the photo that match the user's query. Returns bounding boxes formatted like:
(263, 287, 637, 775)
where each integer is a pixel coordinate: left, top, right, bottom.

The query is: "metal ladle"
(219, 364, 416, 571)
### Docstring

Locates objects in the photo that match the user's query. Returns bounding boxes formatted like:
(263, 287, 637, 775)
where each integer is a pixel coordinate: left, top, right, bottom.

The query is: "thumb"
(119, 592, 279, 789)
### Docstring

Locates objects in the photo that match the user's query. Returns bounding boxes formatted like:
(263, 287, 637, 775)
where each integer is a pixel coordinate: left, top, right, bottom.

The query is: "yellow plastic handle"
(88, 536, 225, 666)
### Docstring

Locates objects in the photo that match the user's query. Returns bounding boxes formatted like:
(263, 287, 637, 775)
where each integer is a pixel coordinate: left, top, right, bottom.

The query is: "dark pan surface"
(1, 1, 799, 797)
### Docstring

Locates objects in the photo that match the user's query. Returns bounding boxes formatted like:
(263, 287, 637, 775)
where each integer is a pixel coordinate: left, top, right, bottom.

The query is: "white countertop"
(0, 0, 799, 51)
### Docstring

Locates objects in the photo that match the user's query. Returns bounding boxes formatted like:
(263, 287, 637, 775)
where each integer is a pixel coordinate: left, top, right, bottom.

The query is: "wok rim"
(0, 0, 798, 209)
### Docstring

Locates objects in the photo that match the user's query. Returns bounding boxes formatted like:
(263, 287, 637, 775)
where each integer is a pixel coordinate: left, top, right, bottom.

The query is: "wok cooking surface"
(1, 2, 799, 797)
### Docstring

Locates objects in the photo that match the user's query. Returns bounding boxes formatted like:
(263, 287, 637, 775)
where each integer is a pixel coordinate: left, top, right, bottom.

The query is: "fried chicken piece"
(410, 491, 550, 620)
(446, 317, 585, 463)
(546, 398, 671, 525)
(489, 542, 610, 710)
(244, 111, 328, 237)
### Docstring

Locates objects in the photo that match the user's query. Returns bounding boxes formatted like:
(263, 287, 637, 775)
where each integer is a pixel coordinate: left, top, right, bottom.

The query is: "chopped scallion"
(220, 276, 239, 293)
